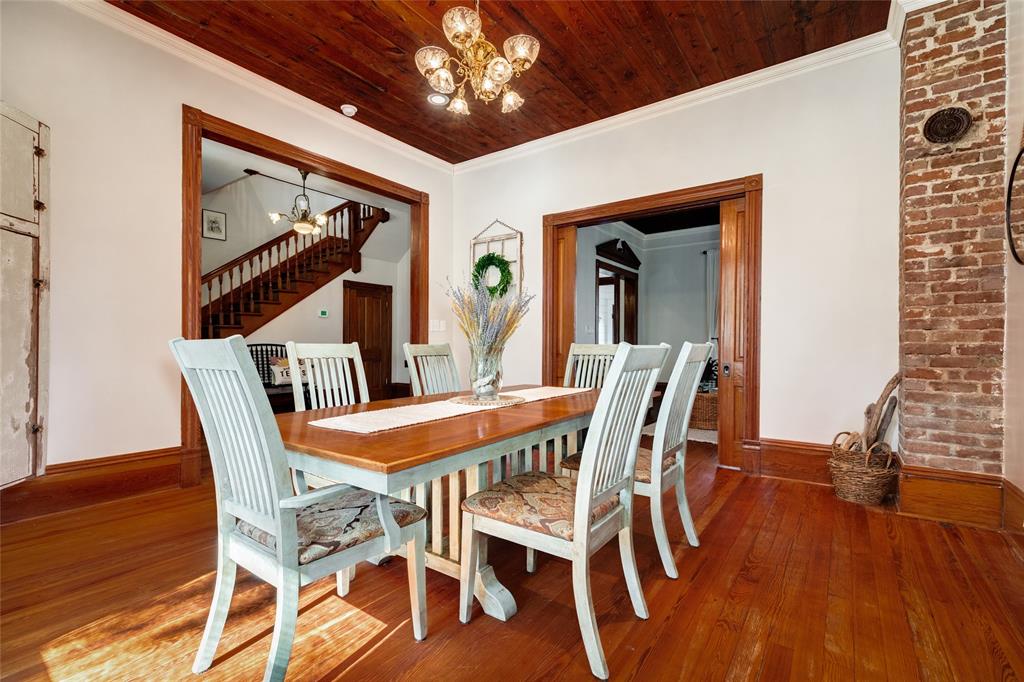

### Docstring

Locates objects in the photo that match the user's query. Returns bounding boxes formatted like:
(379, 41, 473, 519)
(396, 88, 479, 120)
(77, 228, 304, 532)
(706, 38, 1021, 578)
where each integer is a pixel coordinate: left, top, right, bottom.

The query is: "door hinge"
(33, 278, 48, 290)
(34, 145, 46, 158)
(30, 423, 44, 434)
(34, 199, 46, 211)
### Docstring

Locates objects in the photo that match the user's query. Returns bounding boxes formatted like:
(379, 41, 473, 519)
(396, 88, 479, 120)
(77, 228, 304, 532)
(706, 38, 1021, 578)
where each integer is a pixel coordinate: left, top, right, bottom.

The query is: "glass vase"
(470, 346, 503, 401)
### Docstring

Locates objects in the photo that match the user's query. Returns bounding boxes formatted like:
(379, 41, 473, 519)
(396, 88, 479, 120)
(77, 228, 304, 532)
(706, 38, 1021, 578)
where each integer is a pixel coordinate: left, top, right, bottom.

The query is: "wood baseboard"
(0, 447, 183, 524)
(756, 439, 831, 486)
(897, 462, 1003, 530)
(1004, 478, 1024, 534)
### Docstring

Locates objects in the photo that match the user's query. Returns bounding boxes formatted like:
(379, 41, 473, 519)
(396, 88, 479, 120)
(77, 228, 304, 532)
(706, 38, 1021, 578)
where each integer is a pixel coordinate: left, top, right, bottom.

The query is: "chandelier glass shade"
(415, 2, 538, 116)
(268, 170, 328, 236)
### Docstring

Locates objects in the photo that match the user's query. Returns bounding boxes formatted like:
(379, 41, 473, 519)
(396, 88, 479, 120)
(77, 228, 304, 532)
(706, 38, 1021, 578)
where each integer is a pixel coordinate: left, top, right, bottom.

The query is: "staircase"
(201, 201, 389, 339)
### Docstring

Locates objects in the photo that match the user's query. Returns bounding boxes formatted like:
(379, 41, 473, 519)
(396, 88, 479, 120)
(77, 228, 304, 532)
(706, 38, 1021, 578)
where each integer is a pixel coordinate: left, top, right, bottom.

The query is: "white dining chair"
(285, 341, 370, 494)
(170, 335, 427, 682)
(561, 342, 711, 579)
(563, 343, 618, 388)
(459, 343, 669, 680)
(285, 341, 370, 411)
(404, 342, 460, 396)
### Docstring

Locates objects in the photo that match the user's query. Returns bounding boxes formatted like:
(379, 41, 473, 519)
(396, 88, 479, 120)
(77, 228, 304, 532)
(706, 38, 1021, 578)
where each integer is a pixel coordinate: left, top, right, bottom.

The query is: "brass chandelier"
(268, 170, 327, 236)
(415, 1, 539, 115)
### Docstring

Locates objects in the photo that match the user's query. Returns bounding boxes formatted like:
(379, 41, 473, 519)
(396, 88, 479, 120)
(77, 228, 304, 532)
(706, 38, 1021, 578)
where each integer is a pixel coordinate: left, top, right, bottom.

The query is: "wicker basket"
(691, 391, 718, 431)
(829, 436, 897, 506)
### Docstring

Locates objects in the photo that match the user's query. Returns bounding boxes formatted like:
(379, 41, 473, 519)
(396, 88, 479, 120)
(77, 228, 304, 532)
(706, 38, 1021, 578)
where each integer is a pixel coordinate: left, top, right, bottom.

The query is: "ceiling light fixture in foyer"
(269, 169, 327, 236)
(415, 0, 539, 116)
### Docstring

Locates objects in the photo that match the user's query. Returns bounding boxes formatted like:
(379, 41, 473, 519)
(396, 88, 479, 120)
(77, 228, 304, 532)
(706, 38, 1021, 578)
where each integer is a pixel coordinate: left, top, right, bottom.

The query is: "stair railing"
(199, 201, 388, 337)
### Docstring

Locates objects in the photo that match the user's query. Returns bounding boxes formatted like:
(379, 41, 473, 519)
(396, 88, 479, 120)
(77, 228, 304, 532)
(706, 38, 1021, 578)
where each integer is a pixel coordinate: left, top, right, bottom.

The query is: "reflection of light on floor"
(40, 569, 387, 680)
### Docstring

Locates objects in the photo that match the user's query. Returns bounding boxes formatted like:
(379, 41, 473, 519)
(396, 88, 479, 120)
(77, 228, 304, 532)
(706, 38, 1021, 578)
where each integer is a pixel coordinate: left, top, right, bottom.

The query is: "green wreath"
(472, 252, 514, 298)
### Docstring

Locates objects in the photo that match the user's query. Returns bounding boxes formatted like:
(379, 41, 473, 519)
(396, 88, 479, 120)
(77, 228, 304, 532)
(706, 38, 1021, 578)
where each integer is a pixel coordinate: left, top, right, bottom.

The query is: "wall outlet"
(318, 309, 329, 318)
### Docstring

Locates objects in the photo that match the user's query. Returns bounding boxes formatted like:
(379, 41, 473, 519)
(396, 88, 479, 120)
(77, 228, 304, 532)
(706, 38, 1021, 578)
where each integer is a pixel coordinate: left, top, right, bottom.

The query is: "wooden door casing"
(542, 175, 762, 473)
(594, 261, 638, 345)
(181, 105, 429, 486)
(343, 281, 392, 402)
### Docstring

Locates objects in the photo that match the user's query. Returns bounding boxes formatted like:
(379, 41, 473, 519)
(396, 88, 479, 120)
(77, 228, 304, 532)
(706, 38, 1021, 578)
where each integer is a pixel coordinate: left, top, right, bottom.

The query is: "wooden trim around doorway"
(542, 175, 762, 468)
(181, 105, 429, 486)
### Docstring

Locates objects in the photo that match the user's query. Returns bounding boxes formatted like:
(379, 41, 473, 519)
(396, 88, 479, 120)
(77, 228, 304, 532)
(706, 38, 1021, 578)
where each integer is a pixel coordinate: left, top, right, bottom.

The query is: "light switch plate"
(318, 309, 329, 318)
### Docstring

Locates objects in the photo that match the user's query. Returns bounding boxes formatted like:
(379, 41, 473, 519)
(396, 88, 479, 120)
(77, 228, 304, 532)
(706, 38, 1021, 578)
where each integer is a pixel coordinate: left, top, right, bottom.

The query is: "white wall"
(642, 226, 720, 378)
(0, 0, 454, 464)
(246, 256, 411, 384)
(453, 45, 900, 445)
(1004, 0, 1024, 491)
(574, 221, 719, 380)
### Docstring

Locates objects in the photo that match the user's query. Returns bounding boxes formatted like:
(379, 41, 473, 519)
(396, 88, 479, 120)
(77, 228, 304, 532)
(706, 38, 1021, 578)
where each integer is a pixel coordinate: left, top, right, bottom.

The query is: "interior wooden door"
(550, 224, 577, 386)
(717, 197, 748, 468)
(343, 281, 392, 401)
(622, 274, 638, 344)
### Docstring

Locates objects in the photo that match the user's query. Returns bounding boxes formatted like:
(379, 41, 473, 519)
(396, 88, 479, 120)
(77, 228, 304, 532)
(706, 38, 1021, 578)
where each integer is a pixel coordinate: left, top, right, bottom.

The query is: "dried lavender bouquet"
(448, 264, 533, 400)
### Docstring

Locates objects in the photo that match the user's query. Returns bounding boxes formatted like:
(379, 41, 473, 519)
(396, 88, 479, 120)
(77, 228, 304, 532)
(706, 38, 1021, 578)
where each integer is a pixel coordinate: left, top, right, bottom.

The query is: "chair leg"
(336, 565, 355, 597)
(571, 555, 609, 680)
(263, 569, 300, 682)
(458, 512, 480, 624)
(649, 489, 679, 579)
(526, 547, 537, 574)
(675, 468, 700, 547)
(192, 539, 237, 674)
(618, 521, 650, 620)
(407, 523, 428, 641)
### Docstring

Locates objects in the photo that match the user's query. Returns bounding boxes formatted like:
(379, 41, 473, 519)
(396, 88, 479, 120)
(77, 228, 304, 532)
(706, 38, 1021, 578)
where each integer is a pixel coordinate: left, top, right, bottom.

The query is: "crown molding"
(61, 0, 455, 176)
(887, 0, 947, 46)
(453, 28, 897, 175)
(593, 222, 720, 253)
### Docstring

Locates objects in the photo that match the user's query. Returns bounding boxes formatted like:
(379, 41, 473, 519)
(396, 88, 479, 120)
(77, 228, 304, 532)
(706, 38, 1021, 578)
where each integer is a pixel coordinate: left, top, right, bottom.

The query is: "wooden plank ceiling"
(111, 1, 891, 163)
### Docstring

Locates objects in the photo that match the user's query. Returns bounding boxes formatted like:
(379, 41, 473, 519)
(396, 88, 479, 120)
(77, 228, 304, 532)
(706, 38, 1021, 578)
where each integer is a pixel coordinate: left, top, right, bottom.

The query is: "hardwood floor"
(2, 443, 1023, 681)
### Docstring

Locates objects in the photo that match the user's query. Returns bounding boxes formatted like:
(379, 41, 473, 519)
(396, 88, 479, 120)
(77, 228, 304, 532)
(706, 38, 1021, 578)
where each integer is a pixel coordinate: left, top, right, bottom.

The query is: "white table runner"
(309, 386, 593, 434)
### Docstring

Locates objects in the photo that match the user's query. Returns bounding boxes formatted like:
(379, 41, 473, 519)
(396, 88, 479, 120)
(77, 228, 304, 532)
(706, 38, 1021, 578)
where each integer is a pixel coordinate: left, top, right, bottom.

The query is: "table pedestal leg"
(473, 534, 517, 620)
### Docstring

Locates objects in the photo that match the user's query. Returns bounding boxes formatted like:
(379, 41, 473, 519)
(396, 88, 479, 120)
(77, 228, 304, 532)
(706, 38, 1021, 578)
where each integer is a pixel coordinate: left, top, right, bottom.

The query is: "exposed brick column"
(899, 0, 1007, 474)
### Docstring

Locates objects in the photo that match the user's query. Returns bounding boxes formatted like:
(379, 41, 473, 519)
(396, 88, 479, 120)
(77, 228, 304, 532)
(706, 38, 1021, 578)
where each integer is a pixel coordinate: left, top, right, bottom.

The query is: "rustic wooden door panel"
(1, 230, 38, 487)
(343, 281, 392, 401)
(0, 115, 38, 225)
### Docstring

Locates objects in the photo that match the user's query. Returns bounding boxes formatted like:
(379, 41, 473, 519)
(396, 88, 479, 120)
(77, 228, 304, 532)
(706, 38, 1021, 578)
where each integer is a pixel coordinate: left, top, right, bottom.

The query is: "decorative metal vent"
(923, 107, 973, 144)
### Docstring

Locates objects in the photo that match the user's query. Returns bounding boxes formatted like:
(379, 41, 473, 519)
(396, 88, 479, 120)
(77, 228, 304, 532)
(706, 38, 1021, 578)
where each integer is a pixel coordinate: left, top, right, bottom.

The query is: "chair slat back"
(563, 343, 618, 389)
(405, 343, 460, 396)
(169, 336, 291, 532)
(247, 343, 287, 386)
(286, 342, 370, 411)
(653, 342, 712, 469)
(574, 343, 669, 537)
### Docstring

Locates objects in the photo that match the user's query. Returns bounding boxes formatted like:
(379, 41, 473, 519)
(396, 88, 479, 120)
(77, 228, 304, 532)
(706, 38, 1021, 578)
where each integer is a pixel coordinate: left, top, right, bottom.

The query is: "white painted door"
(1, 104, 49, 487)
(1, 230, 39, 485)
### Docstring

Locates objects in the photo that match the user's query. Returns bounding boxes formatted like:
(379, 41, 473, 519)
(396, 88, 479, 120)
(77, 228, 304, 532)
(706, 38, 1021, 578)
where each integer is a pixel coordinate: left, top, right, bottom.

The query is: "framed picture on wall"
(202, 209, 227, 241)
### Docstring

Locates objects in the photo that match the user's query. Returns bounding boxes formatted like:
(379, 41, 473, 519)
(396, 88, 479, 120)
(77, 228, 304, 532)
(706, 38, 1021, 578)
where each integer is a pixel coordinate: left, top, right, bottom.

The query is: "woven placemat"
(448, 394, 526, 408)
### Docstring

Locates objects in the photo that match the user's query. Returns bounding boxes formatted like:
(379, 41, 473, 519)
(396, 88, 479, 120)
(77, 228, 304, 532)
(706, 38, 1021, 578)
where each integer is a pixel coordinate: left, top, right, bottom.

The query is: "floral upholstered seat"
(560, 447, 675, 484)
(237, 486, 426, 565)
(461, 471, 619, 541)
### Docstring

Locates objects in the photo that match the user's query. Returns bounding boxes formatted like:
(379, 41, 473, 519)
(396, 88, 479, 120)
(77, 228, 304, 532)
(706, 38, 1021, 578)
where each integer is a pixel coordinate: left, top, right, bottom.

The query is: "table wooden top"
(276, 385, 599, 474)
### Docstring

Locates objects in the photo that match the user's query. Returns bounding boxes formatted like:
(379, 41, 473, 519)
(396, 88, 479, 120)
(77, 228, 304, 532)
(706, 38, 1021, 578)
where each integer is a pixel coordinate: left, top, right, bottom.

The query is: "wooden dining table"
(276, 385, 599, 621)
